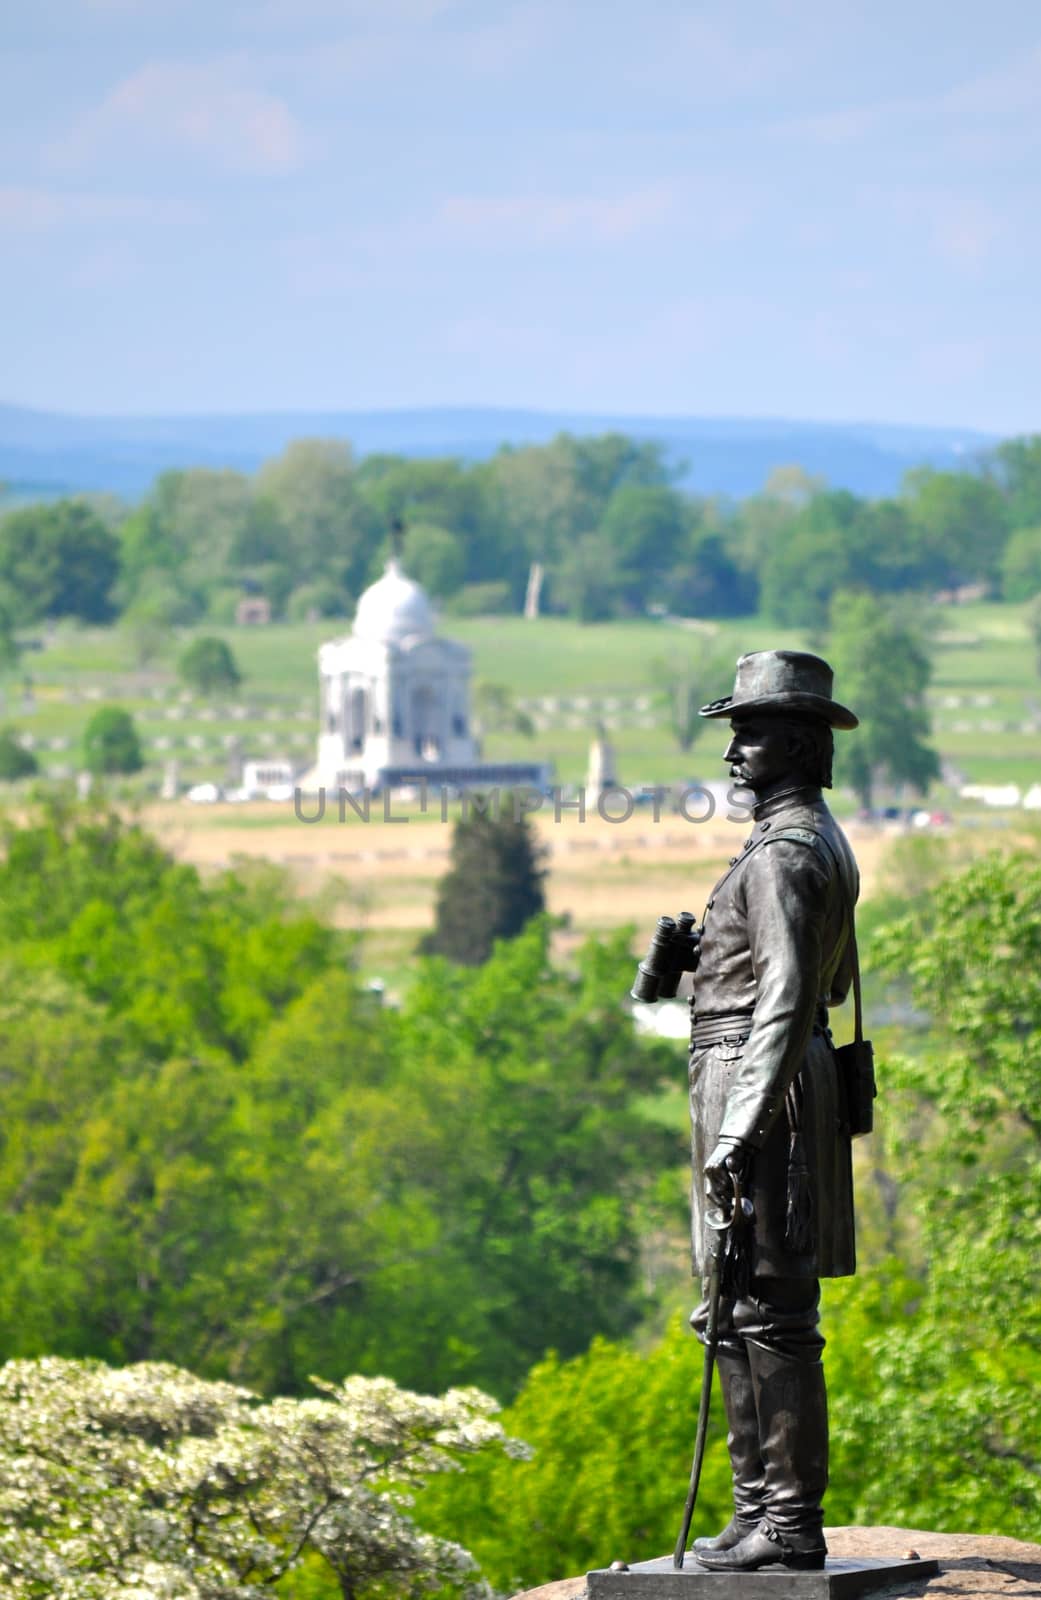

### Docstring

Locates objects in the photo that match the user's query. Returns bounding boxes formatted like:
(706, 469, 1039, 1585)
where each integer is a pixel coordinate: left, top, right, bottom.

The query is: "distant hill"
(0, 403, 998, 504)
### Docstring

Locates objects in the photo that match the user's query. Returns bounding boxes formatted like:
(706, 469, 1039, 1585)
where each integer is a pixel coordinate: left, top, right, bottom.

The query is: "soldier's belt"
(690, 1011, 754, 1049)
(691, 1002, 830, 1051)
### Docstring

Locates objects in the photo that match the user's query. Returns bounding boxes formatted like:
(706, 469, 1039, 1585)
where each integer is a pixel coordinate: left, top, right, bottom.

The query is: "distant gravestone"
(160, 760, 181, 801)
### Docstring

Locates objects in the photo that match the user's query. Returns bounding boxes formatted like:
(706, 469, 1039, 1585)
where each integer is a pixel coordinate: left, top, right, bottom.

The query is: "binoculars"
(630, 911, 702, 1003)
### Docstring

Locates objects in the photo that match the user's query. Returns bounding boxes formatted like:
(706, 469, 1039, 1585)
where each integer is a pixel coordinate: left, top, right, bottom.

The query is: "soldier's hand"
(704, 1138, 749, 1219)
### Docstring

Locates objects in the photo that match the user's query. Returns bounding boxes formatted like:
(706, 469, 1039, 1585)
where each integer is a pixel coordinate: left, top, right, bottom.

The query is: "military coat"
(689, 785, 859, 1279)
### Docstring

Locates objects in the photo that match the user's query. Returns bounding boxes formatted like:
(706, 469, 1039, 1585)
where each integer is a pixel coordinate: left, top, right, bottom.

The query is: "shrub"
(178, 635, 242, 695)
(0, 728, 37, 781)
(82, 706, 144, 775)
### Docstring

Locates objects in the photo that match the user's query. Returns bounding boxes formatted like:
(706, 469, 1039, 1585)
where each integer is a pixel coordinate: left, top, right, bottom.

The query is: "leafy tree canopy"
(178, 633, 242, 695)
(827, 591, 940, 808)
(421, 806, 547, 965)
(0, 1356, 513, 1600)
(402, 522, 466, 599)
(82, 706, 144, 776)
(0, 808, 677, 1400)
(993, 434, 1041, 529)
(0, 727, 37, 781)
(902, 467, 1009, 587)
(1000, 524, 1041, 602)
(0, 500, 119, 623)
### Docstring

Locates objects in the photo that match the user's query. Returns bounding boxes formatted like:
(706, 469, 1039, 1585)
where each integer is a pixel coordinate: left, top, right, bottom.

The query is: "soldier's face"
(722, 717, 791, 791)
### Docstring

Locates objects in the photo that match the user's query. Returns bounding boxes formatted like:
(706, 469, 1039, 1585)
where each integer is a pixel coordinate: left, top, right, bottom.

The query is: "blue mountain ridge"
(0, 403, 998, 503)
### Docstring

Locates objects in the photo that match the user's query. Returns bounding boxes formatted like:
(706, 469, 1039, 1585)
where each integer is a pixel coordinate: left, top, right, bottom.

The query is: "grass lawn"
(2, 599, 1039, 792)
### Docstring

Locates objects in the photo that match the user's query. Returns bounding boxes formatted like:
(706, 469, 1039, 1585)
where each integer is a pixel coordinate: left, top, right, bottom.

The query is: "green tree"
(729, 467, 818, 575)
(178, 634, 242, 695)
(120, 591, 175, 669)
(665, 531, 758, 617)
(827, 592, 939, 808)
(420, 1320, 732, 1593)
(120, 468, 254, 606)
(854, 851, 1041, 1530)
(82, 707, 144, 776)
(0, 500, 120, 622)
(396, 922, 680, 1391)
(0, 1356, 512, 1600)
(0, 728, 37, 780)
(402, 522, 466, 599)
(993, 434, 1041, 529)
(421, 806, 547, 965)
(903, 467, 1009, 587)
(758, 492, 863, 629)
(356, 457, 489, 587)
(555, 533, 626, 622)
(598, 483, 687, 608)
(0, 585, 18, 674)
(653, 640, 735, 754)
(999, 525, 1041, 601)
(481, 438, 588, 575)
(286, 578, 352, 621)
(256, 440, 371, 595)
(0, 809, 678, 1399)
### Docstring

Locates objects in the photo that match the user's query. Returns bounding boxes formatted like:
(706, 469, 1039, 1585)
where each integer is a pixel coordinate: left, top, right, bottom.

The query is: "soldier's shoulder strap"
(761, 825, 850, 897)
(763, 825, 821, 850)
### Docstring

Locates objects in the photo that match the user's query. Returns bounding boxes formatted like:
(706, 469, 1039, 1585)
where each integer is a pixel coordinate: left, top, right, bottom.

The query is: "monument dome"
(353, 560, 434, 645)
(307, 549, 547, 797)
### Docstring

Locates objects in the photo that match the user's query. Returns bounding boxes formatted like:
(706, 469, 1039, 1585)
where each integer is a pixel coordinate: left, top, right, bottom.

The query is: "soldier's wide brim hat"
(699, 650, 859, 730)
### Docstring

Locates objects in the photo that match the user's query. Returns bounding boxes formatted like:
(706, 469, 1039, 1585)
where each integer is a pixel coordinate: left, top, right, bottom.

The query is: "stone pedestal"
(588, 1555, 939, 1600)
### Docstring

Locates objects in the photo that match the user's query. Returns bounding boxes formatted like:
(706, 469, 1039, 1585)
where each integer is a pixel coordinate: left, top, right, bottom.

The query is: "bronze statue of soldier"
(677, 651, 863, 1573)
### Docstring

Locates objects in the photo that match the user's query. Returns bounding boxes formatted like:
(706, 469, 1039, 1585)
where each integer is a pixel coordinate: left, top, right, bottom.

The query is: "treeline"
(3, 432, 1041, 635)
(0, 802, 676, 1400)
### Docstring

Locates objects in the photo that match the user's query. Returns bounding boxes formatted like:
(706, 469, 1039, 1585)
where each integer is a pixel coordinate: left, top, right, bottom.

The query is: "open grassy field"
(139, 798, 907, 993)
(4, 600, 1040, 789)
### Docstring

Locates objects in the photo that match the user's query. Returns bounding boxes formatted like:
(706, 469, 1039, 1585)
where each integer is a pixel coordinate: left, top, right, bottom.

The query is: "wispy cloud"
(853, 181, 1009, 275)
(257, 0, 552, 94)
(251, 0, 459, 24)
(437, 184, 675, 245)
(634, 14, 792, 99)
(778, 43, 1041, 147)
(50, 59, 309, 176)
(0, 185, 200, 231)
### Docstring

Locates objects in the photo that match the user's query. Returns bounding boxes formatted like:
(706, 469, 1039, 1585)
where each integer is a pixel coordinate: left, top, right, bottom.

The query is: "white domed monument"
(310, 551, 548, 795)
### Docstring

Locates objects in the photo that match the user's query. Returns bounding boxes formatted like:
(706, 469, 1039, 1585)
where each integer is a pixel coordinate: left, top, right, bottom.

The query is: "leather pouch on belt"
(835, 1038, 876, 1137)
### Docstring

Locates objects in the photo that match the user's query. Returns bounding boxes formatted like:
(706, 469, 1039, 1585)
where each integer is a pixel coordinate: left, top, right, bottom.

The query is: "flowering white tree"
(0, 1358, 523, 1599)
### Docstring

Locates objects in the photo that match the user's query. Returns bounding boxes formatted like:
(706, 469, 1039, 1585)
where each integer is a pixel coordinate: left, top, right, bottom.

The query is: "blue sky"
(3, 0, 1039, 429)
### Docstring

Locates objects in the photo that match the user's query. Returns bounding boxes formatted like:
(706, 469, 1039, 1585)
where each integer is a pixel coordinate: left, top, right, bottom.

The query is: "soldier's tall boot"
(691, 1342, 765, 1554)
(696, 1343, 828, 1571)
